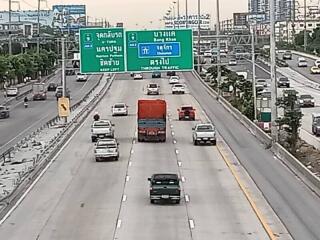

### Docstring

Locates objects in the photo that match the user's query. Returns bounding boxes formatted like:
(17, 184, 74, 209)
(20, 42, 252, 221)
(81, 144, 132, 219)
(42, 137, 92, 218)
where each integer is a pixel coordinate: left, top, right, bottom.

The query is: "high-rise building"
(249, 0, 294, 22)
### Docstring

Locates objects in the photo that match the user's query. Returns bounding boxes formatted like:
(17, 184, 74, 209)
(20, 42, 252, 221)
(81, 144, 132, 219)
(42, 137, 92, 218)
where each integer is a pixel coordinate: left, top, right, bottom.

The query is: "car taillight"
(138, 130, 146, 134)
(150, 187, 153, 191)
(158, 130, 165, 134)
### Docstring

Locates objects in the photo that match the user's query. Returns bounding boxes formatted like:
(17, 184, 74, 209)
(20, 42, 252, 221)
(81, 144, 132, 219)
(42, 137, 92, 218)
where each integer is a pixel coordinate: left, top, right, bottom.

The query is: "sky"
(0, 0, 248, 29)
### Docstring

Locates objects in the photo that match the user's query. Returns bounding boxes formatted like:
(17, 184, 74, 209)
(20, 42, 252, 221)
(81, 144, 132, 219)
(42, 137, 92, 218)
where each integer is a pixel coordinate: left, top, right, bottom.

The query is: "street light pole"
(216, 0, 221, 99)
(177, 0, 180, 29)
(37, 0, 40, 54)
(270, 0, 278, 143)
(185, 0, 188, 28)
(197, 0, 201, 73)
(303, 0, 307, 51)
(251, 25, 257, 121)
(8, 0, 12, 55)
(61, 37, 67, 123)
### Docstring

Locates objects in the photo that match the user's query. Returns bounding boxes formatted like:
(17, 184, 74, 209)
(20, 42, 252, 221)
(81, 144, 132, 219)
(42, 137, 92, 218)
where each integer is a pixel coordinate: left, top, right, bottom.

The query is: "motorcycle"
(24, 102, 28, 108)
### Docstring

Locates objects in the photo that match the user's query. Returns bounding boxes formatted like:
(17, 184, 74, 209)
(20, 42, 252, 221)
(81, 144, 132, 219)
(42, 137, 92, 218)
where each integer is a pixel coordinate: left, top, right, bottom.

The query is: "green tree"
(276, 89, 303, 154)
(9, 54, 27, 83)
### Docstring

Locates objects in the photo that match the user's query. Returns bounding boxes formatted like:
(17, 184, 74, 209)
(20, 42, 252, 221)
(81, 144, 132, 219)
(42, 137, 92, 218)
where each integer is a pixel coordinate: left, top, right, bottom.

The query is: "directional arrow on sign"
(61, 104, 67, 111)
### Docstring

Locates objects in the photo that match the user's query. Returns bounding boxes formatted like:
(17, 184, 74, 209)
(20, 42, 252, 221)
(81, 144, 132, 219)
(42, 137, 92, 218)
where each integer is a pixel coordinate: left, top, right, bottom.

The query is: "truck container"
(138, 99, 166, 142)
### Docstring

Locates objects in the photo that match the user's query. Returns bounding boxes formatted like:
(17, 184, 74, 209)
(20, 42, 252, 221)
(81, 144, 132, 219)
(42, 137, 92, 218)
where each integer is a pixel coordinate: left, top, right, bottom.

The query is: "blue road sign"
(138, 42, 180, 58)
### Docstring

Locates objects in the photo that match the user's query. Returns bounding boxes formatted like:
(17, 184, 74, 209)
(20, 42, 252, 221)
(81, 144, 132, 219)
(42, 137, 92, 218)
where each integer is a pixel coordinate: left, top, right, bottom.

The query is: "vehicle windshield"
(174, 84, 183, 87)
(256, 80, 266, 83)
(7, 88, 17, 91)
(300, 95, 312, 99)
(181, 106, 193, 110)
(196, 125, 214, 132)
(94, 122, 111, 127)
(148, 84, 158, 88)
(171, 76, 179, 79)
(279, 78, 288, 81)
(114, 104, 125, 108)
(0, 106, 5, 111)
(97, 142, 117, 148)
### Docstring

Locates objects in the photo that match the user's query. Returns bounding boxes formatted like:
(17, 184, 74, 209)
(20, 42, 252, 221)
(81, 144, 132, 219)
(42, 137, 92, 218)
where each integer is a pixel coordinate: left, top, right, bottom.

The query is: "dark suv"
(148, 173, 181, 204)
(277, 77, 290, 88)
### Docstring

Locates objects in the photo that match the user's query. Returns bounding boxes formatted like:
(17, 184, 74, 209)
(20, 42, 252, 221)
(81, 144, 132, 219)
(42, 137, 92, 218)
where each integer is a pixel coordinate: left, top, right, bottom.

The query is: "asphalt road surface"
(0, 73, 287, 240)
(0, 73, 102, 154)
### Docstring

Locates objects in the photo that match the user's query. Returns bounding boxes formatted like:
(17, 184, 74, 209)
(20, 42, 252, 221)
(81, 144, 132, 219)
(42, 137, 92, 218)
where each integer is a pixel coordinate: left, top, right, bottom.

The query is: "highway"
(0, 73, 291, 240)
(228, 56, 320, 148)
(0, 73, 102, 154)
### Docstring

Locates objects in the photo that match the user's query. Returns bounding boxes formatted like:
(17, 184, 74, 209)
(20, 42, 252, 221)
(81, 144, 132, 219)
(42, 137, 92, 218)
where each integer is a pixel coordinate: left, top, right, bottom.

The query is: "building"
(248, 0, 294, 22)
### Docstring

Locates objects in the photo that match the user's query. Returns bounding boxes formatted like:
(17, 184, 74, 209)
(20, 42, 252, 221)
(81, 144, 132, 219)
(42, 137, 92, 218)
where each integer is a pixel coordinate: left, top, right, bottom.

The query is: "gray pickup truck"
(148, 173, 181, 204)
(192, 123, 216, 145)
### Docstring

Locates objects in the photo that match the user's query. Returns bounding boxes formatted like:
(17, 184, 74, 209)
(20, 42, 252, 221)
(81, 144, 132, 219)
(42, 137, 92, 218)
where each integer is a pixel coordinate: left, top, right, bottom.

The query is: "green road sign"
(80, 28, 125, 73)
(126, 29, 193, 72)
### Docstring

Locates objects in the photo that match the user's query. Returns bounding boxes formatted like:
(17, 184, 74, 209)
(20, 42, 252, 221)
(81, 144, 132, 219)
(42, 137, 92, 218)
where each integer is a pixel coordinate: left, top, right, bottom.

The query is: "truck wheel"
(176, 200, 180, 204)
(91, 137, 96, 142)
(193, 140, 197, 145)
(212, 140, 217, 146)
(150, 199, 155, 204)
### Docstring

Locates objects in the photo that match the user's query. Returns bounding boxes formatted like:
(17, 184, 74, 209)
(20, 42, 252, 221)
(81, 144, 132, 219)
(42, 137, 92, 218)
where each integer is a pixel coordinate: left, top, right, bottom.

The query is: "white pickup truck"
(91, 120, 115, 142)
(192, 123, 216, 145)
(94, 139, 119, 161)
(172, 84, 185, 94)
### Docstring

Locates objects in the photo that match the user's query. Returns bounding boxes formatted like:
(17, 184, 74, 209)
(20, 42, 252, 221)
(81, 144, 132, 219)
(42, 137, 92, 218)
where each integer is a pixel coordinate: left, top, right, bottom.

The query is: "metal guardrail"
(0, 74, 114, 218)
(192, 70, 320, 191)
(0, 73, 103, 166)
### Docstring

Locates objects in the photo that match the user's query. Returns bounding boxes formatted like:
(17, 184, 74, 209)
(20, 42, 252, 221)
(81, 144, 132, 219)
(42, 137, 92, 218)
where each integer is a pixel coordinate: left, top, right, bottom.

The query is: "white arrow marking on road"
(178, 161, 182, 167)
(185, 195, 190, 202)
(117, 219, 122, 228)
(189, 219, 195, 229)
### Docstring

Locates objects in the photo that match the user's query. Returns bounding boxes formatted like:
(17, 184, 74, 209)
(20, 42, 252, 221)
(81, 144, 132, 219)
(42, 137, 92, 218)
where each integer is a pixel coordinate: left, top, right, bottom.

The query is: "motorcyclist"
(93, 112, 100, 121)
(24, 96, 28, 103)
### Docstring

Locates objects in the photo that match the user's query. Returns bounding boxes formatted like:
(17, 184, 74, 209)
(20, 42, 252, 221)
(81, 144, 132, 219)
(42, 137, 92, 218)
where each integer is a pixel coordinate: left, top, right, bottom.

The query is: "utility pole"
(61, 38, 67, 123)
(172, 4, 176, 29)
(291, 0, 296, 45)
(251, 24, 257, 121)
(37, 0, 40, 54)
(270, 0, 278, 143)
(216, 0, 221, 99)
(185, 0, 188, 28)
(303, 0, 307, 51)
(177, 0, 180, 29)
(8, 0, 12, 55)
(197, 0, 201, 73)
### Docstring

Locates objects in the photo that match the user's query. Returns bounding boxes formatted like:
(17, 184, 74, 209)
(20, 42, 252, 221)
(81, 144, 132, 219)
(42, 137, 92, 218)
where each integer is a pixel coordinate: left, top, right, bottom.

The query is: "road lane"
(0, 72, 280, 240)
(0, 74, 140, 240)
(183, 71, 320, 239)
(0, 74, 102, 153)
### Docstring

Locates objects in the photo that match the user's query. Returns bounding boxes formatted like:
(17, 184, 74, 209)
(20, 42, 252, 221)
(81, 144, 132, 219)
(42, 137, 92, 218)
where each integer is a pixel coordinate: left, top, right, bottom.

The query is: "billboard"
(0, 10, 53, 26)
(164, 14, 211, 30)
(53, 5, 86, 32)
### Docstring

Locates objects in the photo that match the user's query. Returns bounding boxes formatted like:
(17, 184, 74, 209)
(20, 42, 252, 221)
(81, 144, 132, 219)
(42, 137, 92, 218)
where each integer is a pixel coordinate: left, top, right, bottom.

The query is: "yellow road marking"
(216, 143, 277, 240)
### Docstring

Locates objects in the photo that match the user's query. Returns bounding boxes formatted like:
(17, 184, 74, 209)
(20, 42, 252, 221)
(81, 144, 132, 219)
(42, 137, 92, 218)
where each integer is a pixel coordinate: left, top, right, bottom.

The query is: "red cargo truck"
(138, 99, 166, 142)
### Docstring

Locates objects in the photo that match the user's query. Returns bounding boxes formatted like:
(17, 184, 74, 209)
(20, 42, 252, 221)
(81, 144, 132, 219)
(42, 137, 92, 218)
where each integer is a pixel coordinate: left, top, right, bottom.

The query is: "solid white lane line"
(181, 176, 186, 182)
(185, 195, 190, 202)
(126, 175, 130, 182)
(0, 112, 87, 225)
(116, 219, 122, 228)
(133, 139, 136, 144)
(122, 195, 127, 202)
(131, 149, 134, 154)
(189, 219, 195, 229)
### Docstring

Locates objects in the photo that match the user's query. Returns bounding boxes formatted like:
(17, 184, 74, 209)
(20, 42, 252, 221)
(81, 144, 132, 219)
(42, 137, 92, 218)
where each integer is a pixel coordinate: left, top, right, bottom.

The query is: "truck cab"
(32, 83, 47, 101)
(148, 173, 181, 204)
